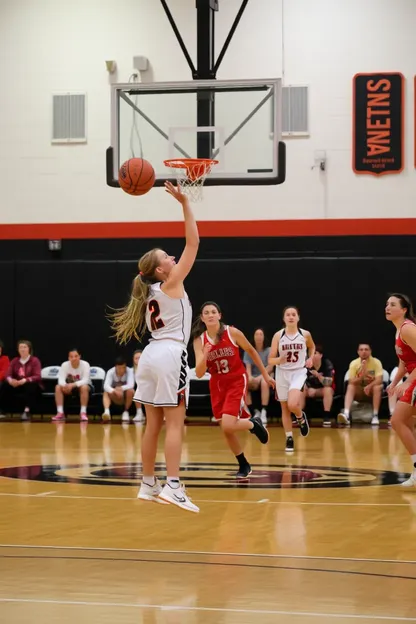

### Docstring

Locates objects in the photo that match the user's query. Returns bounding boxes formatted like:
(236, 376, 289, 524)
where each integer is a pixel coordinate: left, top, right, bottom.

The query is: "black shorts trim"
(133, 397, 188, 408)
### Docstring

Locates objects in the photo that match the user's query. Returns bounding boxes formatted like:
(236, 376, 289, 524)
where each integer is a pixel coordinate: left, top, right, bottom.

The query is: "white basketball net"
(164, 159, 219, 202)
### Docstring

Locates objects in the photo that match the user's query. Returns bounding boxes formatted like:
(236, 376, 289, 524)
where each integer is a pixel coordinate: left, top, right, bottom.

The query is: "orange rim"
(164, 158, 219, 170)
(164, 158, 219, 182)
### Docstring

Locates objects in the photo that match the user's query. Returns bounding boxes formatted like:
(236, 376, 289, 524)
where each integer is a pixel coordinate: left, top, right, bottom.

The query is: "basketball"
(118, 158, 155, 196)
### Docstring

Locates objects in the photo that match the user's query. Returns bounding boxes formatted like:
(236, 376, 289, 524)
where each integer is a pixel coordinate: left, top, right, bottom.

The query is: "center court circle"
(0, 463, 407, 489)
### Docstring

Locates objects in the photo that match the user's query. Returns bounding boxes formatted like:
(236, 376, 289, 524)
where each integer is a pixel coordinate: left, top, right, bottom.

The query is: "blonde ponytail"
(110, 275, 150, 344)
(109, 248, 162, 344)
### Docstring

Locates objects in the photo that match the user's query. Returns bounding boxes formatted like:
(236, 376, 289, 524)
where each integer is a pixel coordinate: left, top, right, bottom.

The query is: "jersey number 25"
(286, 351, 299, 363)
(149, 300, 165, 331)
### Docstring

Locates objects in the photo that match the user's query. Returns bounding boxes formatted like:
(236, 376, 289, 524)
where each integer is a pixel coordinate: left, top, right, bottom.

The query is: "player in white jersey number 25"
(269, 306, 315, 453)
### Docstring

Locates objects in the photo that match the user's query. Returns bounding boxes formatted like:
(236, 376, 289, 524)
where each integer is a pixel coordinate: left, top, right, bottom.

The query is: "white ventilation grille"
(52, 93, 87, 143)
(282, 85, 309, 136)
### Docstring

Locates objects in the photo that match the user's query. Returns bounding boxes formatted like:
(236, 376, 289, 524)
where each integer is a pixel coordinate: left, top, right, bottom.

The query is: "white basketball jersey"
(145, 282, 192, 347)
(278, 329, 307, 370)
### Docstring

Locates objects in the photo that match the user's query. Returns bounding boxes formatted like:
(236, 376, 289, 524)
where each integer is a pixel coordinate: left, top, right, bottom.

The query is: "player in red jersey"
(193, 301, 275, 478)
(385, 293, 416, 487)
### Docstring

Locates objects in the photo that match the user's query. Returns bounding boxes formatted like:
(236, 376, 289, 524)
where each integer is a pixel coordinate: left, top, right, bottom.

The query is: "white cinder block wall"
(0, 0, 414, 225)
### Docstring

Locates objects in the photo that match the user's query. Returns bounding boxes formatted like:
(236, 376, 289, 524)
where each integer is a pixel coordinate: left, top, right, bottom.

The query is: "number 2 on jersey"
(286, 351, 299, 363)
(215, 359, 230, 374)
(148, 299, 165, 331)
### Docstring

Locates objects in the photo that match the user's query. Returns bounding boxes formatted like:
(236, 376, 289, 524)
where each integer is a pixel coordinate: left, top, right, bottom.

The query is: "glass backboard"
(106, 78, 285, 188)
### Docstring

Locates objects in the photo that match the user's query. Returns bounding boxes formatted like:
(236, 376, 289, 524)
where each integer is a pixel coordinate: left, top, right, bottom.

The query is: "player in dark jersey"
(193, 301, 275, 478)
(385, 293, 416, 487)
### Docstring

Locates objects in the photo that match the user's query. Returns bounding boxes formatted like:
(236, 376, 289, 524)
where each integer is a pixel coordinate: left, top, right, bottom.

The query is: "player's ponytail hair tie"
(138, 271, 150, 284)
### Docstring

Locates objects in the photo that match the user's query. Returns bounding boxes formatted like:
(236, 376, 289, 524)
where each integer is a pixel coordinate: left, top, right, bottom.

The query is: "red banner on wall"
(352, 72, 405, 176)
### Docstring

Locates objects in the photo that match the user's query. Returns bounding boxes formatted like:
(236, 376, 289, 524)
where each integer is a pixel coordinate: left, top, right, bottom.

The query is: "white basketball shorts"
(276, 368, 307, 402)
(133, 339, 189, 408)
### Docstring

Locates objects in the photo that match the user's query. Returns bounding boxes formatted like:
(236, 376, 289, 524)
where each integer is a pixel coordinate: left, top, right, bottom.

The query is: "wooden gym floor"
(0, 421, 415, 623)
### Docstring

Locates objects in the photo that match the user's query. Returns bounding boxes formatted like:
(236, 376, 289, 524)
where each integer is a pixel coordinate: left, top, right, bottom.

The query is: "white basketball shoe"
(158, 483, 199, 513)
(137, 478, 168, 504)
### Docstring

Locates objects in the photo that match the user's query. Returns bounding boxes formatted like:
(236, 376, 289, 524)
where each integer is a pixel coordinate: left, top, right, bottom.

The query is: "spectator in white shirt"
(103, 356, 135, 422)
(132, 349, 145, 423)
(52, 348, 91, 422)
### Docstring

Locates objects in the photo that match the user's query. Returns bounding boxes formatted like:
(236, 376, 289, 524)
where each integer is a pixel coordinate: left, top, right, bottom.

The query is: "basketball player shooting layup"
(193, 301, 275, 478)
(110, 181, 199, 513)
(269, 306, 315, 452)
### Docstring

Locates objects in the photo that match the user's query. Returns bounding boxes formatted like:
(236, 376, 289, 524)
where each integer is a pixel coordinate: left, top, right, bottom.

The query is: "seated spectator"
(338, 343, 383, 426)
(3, 340, 42, 420)
(243, 328, 273, 425)
(301, 344, 335, 427)
(53, 348, 91, 422)
(102, 356, 135, 422)
(132, 349, 145, 423)
(0, 340, 10, 418)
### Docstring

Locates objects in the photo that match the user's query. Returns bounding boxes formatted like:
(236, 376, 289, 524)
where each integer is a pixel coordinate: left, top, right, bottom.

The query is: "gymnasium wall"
(0, 0, 415, 233)
(0, 235, 415, 390)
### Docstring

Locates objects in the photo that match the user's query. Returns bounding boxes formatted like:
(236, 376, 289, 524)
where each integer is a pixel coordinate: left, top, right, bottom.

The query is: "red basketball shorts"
(399, 380, 416, 407)
(210, 373, 250, 421)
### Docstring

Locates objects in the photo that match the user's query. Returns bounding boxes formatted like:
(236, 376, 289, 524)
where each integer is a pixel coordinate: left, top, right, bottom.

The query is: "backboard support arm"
(160, 0, 197, 77)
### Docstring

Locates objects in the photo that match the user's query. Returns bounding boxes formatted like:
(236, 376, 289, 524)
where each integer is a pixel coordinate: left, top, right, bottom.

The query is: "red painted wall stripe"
(0, 219, 416, 240)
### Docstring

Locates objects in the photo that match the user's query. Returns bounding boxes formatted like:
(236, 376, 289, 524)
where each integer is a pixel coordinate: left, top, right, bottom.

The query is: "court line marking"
(0, 544, 415, 565)
(0, 598, 414, 620)
(0, 492, 411, 506)
(2, 553, 415, 582)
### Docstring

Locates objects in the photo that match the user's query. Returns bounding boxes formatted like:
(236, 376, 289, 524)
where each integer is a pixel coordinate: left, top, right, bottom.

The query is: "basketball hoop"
(164, 158, 219, 202)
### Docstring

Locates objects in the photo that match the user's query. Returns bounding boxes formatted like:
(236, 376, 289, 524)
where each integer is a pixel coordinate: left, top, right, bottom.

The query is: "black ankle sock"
(236, 452, 249, 468)
(248, 405, 255, 416)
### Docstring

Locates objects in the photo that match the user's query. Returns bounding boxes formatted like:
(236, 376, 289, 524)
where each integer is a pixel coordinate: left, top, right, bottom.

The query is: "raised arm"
(163, 182, 199, 295)
(230, 328, 275, 388)
(193, 337, 211, 378)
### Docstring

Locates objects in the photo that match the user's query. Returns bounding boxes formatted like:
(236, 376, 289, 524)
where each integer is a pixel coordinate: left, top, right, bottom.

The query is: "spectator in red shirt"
(4, 340, 42, 420)
(0, 340, 10, 418)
